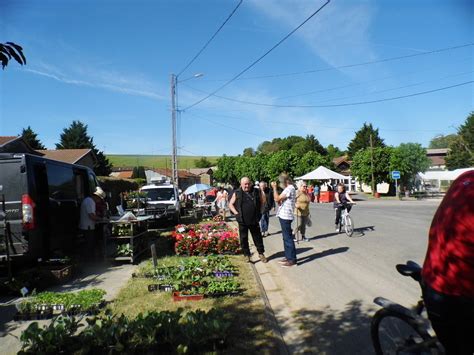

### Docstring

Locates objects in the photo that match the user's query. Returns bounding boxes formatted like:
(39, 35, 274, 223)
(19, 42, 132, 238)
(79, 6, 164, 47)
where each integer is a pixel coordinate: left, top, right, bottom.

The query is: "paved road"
(253, 198, 441, 354)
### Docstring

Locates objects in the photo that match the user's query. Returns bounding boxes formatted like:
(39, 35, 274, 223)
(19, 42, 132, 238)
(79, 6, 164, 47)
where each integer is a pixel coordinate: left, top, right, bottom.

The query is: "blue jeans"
(260, 211, 269, 233)
(279, 217, 297, 263)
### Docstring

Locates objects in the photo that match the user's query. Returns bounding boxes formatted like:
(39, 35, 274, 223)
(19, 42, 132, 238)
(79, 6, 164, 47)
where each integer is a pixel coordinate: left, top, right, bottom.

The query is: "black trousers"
(335, 204, 352, 224)
(238, 223, 265, 256)
(423, 285, 474, 355)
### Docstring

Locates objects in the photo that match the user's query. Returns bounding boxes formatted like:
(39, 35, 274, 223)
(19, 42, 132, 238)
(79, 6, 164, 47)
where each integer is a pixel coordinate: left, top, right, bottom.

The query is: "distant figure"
(271, 173, 297, 268)
(313, 184, 320, 203)
(334, 183, 355, 232)
(259, 181, 274, 237)
(215, 186, 229, 221)
(422, 170, 474, 354)
(294, 180, 310, 242)
(229, 177, 268, 263)
(79, 189, 105, 260)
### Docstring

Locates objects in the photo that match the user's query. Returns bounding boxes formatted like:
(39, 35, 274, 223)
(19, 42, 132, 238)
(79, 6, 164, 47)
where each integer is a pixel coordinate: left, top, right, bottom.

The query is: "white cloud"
(249, 0, 378, 77)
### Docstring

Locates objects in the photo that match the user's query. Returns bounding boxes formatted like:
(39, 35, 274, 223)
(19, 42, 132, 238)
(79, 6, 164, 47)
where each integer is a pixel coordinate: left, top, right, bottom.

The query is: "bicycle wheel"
(371, 308, 441, 355)
(344, 215, 354, 237)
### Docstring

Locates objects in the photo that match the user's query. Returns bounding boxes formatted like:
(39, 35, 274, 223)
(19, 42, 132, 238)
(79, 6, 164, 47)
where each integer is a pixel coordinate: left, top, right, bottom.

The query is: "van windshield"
(144, 188, 175, 201)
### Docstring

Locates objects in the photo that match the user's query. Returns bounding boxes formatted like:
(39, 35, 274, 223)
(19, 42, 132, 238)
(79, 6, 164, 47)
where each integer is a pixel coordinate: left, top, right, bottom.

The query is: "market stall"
(296, 166, 349, 203)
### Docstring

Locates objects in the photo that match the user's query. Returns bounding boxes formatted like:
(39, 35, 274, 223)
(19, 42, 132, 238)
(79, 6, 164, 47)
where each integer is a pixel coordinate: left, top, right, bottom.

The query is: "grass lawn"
(109, 253, 277, 354)
(107, 155, 220, 169)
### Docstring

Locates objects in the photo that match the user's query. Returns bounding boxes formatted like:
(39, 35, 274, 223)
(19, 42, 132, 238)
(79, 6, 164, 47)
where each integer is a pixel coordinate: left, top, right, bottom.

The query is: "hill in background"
(107, 155, 219, 169)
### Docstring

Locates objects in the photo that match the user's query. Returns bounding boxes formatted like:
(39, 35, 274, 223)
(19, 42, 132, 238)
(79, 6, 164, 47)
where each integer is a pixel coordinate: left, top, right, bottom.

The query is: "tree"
(351, 147, 392, 187)
(347, 123, 385, 158)
(56, 120, 113, 176)
(214, 155, 239, 186)
(390, 143, 430, 190)
(194, 157, 213, 168)
(21, 126, 45, 150)
(132, 167, 139, 179)
(428, 134, 458, 149)
(445, 112, 474, 170)
(293, 151, 331, 177)
(326, 144, 344, 160)
(265, 150, 299, 180)
(0, 42, 26, 69)
(242, 147, 256, 157)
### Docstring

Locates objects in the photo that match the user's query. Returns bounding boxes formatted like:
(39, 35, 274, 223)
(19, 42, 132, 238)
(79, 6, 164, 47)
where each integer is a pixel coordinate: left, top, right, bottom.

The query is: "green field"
(107, 154, 220, 169)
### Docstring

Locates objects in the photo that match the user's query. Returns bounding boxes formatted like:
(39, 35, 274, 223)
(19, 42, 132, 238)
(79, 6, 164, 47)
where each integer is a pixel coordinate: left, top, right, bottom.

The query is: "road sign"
(391, 171, 401, 180)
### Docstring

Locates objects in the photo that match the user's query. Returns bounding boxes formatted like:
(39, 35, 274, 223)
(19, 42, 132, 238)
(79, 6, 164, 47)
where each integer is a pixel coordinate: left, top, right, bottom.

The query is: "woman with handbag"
(294, 180, 311, 242)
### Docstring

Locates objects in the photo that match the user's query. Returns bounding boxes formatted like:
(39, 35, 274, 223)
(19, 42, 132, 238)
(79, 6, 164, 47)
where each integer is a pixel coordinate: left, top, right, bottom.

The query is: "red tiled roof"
(115, 171, 134, 179)
(333, 155, 351, 167)
(37, 149, 93, 164)
(152, 168, 198, 179)
(0, 136, 20, 146)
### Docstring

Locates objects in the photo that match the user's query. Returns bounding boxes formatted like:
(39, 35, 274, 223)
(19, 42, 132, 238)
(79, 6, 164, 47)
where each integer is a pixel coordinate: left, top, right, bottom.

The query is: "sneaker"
(303, 237, 310, 242)
(259, 254, 268, 263)
(280, 261, 296, 268)
(335, 225, 339, 232)
(245, 256, 252, 263)
(278, 258, 288, 264)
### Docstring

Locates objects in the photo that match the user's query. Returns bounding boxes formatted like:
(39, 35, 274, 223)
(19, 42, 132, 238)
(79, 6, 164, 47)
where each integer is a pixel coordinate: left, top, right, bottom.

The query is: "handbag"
(306, 214, 312, 227)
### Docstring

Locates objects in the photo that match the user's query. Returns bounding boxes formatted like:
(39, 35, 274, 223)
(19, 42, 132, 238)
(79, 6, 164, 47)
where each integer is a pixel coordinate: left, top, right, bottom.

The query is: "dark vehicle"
(0, 153, 99, 268)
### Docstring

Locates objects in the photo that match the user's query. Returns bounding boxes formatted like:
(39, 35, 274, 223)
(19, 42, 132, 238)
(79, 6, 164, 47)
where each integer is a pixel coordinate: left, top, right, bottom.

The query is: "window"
(47, 164, 76, 200)
(144, 188, 175, 201)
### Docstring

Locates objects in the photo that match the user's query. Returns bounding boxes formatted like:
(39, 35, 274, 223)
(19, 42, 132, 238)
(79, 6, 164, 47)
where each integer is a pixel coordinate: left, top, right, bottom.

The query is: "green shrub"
(97, 176, 139, 214)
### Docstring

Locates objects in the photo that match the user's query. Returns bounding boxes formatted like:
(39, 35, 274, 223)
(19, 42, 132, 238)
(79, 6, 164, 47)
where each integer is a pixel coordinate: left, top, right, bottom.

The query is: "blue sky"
(1, 0, 473, 157)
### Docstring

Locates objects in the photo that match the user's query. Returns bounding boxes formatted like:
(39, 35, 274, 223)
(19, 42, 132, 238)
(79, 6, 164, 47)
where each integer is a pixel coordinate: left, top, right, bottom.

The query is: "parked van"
(0, 153, 99, 266)
(139, 177, 180, 224)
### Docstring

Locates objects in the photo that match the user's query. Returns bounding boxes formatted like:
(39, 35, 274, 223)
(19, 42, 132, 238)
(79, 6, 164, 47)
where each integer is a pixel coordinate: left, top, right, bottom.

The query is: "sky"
(0, 0, 473, 157)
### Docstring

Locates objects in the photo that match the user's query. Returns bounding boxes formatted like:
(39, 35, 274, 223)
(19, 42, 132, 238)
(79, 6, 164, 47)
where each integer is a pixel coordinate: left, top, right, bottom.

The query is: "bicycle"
(336, 202, 355, 237)
(371, 261, 445, 354)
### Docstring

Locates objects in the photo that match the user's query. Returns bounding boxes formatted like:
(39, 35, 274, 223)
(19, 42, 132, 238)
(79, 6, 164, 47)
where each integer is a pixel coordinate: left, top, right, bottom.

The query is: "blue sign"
(391, 171, 401, 180)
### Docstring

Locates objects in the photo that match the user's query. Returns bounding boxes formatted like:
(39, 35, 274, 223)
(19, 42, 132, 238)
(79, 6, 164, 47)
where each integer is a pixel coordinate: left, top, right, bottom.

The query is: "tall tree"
(214, 155, 239, 186)
(351, 147, 392, 187)
(21, 126, 45, 150)
(0, 42, 26, 69)
(56, 120, 112, 176)
(428, 134, 458, 149)
(242, 147, 256, 157)
(445, 112, 474, 170)
(390, 143, 430, 190)
(347, 123, 385, 158)
(326, 144, 344, 160)
(293, 151, 331, 177)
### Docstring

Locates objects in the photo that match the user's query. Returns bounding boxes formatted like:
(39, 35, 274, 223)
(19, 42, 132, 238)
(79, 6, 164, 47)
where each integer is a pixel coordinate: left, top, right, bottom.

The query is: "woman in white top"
(215, 187, 229, 221)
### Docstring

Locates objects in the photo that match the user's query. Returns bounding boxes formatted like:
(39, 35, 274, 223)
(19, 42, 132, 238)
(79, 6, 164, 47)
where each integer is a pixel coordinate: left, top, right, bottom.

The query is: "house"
(110, 170, 134, 179)
(189, 167, 214, 185)
(37, 149, 97, 170)
(332, 156, 351, 176)
(426, 148, 449, 171)
(0, 136, 42, 155)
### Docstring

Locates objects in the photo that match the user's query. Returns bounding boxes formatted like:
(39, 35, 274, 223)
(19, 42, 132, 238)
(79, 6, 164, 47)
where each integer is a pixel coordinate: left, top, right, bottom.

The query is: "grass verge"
(109, 254, 277, 354)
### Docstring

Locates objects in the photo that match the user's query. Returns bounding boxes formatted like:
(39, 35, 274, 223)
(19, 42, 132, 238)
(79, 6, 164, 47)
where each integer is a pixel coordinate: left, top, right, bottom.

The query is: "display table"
(319, 191, 335, 203)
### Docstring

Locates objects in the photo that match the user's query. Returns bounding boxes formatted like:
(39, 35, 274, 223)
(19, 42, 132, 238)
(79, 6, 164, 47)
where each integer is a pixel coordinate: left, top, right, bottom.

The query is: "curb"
(228, 221, 289, 355)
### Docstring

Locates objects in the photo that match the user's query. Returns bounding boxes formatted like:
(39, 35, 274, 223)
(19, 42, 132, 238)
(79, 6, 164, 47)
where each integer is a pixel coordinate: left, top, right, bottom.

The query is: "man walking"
(259, 181, 274, 237)
(271, 174, 297, 268)
(229, 177, 268, 263)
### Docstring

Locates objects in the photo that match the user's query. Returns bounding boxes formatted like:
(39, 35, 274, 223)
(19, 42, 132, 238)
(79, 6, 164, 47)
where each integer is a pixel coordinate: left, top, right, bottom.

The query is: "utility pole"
(370, 134, 375, 196)
(170, 73, 179, 187)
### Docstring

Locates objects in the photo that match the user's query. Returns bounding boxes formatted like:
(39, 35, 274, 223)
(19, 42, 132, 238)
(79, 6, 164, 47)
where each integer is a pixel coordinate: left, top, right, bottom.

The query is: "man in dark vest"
(229, 177, 268, 263)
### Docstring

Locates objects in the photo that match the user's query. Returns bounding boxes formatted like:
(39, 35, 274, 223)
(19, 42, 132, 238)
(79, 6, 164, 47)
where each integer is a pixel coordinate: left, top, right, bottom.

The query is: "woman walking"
(215, 187, 228, 221)
(271, 174, 297, 268)
(294, 180, 311, 242)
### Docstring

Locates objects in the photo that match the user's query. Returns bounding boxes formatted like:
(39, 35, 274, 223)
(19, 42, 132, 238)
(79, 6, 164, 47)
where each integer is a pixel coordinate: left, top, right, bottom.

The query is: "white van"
(139, 177, 180, 224)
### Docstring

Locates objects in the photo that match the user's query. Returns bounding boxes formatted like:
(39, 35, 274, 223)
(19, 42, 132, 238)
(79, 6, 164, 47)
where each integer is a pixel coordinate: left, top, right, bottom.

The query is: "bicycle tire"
(344, 215, 354, 237)
(371, 308, 441, 355)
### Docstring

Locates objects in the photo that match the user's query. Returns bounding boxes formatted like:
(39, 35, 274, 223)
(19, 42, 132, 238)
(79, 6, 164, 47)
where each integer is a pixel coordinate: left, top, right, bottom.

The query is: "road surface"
(253, 197, 441, 354)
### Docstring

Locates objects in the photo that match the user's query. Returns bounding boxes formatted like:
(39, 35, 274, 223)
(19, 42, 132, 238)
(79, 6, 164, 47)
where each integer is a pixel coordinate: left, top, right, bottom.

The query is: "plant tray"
(14, 310, 53, 321)
(40, 265, 73, 283)
(148, 284, 173, 292)
(206, 291, 242, 298)
(172, 291, 204, 302)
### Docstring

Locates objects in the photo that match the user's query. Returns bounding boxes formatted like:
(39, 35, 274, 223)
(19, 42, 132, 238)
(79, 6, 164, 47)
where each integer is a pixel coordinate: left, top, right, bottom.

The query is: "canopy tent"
(418, 167, 474, 181)
(296, 166, 347, 180)
(184, 183, 211, 195)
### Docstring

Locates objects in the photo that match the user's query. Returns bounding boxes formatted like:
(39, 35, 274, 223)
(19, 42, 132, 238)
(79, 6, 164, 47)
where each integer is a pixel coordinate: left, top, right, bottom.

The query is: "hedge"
(97, 176, 139, 214)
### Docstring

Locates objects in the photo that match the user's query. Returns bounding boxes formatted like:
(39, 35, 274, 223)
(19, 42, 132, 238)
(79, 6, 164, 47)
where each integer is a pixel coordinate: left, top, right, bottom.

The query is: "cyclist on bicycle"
(334, 183, 355, 231)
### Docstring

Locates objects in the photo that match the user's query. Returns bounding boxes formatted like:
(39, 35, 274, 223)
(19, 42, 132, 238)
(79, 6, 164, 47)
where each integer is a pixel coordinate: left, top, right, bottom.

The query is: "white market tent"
(296, 166, 347, 180)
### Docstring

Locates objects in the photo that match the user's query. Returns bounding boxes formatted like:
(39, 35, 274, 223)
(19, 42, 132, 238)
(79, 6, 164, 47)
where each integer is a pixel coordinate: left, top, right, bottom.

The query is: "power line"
(177, 0, 243, 78)
(203, 43, 474, 82)
(182, 0, 331, 111)
(182, 80, 474, 108)
(188, 111, 452, 133)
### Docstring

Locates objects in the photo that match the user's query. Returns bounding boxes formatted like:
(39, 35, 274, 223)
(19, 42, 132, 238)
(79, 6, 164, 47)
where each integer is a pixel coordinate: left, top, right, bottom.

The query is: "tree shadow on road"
(280, 300, 376, 354)
(297, 247, 349, 266)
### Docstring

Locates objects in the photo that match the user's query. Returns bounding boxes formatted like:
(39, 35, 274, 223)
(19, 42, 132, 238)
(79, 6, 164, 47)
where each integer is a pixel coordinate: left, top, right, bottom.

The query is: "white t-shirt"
(79, 197, 96, 230)
(277, 185, 296, 220)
